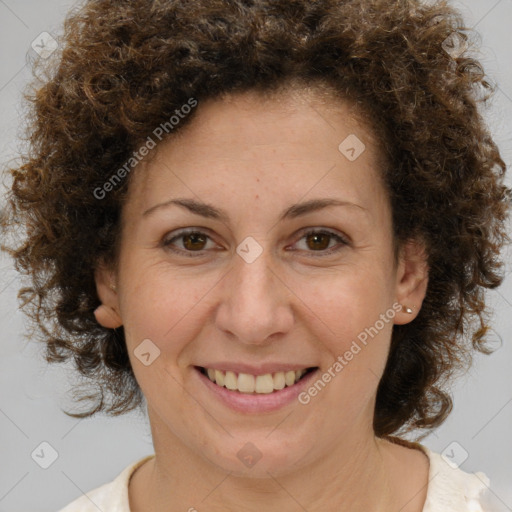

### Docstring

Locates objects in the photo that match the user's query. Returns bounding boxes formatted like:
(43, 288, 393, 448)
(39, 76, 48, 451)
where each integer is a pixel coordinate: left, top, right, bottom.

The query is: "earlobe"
(94, 304, 123, 328)
(94, 262, 123, 328)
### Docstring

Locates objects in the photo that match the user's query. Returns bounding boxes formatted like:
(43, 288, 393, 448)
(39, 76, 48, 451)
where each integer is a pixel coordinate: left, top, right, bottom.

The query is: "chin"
(198, 432, 312, 478)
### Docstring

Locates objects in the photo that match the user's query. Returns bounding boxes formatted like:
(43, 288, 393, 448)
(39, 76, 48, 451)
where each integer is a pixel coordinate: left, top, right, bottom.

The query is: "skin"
(95, 88, 430, 511)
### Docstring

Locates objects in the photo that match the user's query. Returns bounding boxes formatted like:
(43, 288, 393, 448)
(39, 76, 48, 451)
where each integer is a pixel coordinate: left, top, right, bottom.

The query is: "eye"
(290, 229, 349, 256)
(162, 229, 219, 257)
(162, 227, 349, 258)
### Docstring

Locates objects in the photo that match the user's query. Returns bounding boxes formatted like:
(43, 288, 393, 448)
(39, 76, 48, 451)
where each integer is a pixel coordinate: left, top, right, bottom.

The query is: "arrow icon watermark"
(338, 134, 366, 161)
(134, 338, 161, 366)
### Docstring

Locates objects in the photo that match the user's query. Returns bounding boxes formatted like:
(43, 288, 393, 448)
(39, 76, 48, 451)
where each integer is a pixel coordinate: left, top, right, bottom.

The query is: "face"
(96, 88, 428, 477)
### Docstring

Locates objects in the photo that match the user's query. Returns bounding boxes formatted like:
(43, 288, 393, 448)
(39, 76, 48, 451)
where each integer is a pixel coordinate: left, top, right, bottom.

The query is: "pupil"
(307, 233, 329, 250)
(184, 233, 206, 250)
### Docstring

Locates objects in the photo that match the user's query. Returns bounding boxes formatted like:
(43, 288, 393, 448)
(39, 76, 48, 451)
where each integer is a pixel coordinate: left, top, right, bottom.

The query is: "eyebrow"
(142, 197, 368, 221)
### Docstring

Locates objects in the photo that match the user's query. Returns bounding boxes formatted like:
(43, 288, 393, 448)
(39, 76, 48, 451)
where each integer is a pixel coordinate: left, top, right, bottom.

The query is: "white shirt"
(57, 446, 497, 511)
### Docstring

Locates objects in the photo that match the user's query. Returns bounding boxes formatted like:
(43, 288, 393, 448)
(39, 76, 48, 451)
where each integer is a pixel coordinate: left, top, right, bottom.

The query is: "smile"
(197, 366, 317, 394)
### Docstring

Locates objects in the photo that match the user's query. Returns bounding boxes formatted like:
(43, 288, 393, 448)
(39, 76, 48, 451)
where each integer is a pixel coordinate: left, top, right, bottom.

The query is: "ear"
(393, 238, 429, 325)
(94, 262, 123, 329)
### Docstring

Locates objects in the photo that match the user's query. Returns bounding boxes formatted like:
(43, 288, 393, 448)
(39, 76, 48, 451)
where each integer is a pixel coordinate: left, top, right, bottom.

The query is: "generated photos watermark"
(93, 97, 198, 200)
(298, 302, 404, 405)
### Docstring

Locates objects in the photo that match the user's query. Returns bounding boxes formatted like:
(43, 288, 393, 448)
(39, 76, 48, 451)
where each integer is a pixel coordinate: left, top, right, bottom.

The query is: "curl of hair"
(3, 0, 511, 436)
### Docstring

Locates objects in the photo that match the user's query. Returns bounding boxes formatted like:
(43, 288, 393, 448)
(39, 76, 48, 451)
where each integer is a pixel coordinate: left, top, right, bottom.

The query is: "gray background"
(0, 1, 511, 511)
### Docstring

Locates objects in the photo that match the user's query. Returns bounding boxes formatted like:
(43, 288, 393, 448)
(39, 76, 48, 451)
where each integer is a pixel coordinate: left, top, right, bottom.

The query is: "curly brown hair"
(3, 0, 511, 438)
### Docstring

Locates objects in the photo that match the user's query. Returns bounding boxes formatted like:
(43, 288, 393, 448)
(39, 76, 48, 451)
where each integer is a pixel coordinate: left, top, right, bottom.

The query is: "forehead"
(125, 88, 386, 217)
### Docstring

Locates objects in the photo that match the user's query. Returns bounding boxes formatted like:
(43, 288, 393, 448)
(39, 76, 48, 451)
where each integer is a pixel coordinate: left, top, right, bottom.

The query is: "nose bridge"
(215, 242, 293, 345)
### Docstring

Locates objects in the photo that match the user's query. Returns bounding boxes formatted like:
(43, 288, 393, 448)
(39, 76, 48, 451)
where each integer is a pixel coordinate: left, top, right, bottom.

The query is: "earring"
(110, 282, 117, 292)
(402, 305, 414, 314)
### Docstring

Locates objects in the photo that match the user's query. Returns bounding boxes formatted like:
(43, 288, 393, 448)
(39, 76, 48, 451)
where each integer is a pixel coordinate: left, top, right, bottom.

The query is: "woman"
(4, 0, 510, 510)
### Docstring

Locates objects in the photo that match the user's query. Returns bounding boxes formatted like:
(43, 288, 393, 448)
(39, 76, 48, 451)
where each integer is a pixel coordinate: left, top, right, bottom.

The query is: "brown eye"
(292, 229, 349, 256)
(162, 229, 216, 257)
(305, 232, 331, 251)
(181, 232, 208, 251)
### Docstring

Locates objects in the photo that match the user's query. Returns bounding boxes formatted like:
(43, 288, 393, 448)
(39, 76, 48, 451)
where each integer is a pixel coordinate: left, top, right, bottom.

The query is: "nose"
(214, 244, 294, 346)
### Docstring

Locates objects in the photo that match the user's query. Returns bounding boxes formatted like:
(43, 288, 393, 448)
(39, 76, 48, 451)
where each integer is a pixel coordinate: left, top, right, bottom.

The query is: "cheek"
(118, 264, 223, 366)
(305, 264, 393, 344)
(303, 268, 395, 401)
(117, 272, 209, 409)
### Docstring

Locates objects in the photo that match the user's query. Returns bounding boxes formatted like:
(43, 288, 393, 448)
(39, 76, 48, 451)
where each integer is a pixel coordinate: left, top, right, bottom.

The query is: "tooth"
(238, 373, 255, 393)
(214, 370, 225, 387)
(209, 368, 309, 392)
(273, 371, 286, 390)
(224, 371, 238, 390)
(255, 374, 274, 394)
(285, 371, 296, 387)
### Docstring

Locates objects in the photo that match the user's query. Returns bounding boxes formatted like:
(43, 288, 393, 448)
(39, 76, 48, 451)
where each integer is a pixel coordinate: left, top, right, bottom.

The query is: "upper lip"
(195, 363, 318, 376)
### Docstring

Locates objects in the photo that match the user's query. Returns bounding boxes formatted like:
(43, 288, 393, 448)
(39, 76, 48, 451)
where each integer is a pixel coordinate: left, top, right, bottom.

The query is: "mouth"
(195, 366, 318, 394)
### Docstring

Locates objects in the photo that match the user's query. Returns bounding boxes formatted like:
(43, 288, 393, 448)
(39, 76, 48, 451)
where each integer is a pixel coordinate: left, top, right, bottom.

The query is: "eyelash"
(161, 228, 349, 258)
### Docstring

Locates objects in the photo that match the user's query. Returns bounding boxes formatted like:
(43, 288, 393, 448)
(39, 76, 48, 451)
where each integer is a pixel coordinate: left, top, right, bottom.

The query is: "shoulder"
(385, 436, 497, 512)
(421, 445, 496, 512)
(57, 455, 155, 512)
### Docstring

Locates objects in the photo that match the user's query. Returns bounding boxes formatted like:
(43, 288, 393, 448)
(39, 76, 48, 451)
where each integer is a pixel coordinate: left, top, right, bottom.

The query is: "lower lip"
(194, 367, 320, 413)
